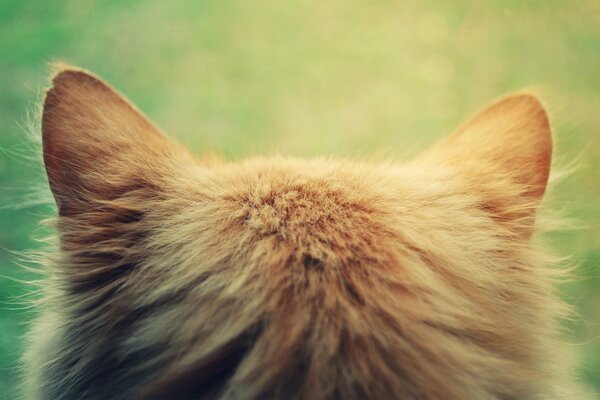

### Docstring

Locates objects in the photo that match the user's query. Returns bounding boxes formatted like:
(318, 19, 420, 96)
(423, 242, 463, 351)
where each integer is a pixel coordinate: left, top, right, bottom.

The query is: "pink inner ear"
(419, 93, 552, 201)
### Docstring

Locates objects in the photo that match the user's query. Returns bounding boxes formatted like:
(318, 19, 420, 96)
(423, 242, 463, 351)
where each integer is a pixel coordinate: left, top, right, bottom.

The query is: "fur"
(22, 66, 585, 399)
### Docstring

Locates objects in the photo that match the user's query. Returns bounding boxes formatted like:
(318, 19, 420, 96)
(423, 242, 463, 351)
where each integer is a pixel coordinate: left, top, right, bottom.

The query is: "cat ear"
(42, 66, 191, 217)
(419, 93, 552, 218)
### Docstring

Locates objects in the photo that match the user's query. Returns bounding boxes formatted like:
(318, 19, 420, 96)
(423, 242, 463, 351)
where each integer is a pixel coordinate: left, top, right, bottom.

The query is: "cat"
(22, 65, 584, 399)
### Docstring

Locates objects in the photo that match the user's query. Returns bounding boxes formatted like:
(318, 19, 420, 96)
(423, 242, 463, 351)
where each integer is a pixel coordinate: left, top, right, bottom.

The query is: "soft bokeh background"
(1, 0, 599, 397)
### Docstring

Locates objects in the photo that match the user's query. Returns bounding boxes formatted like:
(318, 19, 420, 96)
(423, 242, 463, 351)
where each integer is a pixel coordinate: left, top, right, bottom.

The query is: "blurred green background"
(1, 0, 599, 398)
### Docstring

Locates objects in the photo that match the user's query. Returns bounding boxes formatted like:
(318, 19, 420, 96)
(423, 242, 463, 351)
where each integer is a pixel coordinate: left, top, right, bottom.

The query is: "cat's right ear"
(417, 93, 552, 230)
(42, 66, 192, 217)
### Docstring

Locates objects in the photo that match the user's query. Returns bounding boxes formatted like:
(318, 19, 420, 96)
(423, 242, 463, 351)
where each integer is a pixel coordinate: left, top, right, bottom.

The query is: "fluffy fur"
(23, 67, 584, 399)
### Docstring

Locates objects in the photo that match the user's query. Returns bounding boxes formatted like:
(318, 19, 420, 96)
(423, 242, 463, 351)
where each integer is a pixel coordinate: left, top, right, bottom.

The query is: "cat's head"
(32, 66, 573, 399)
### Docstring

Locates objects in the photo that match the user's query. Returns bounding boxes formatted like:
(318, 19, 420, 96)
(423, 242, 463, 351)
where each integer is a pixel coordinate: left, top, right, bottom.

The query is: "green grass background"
(1, 0, 599, 397)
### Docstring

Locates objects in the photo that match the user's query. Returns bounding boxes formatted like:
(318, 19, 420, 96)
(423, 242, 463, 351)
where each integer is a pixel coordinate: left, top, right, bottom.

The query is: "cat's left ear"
(42, 65, 192, 217)
(419, 93, 552, 224)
